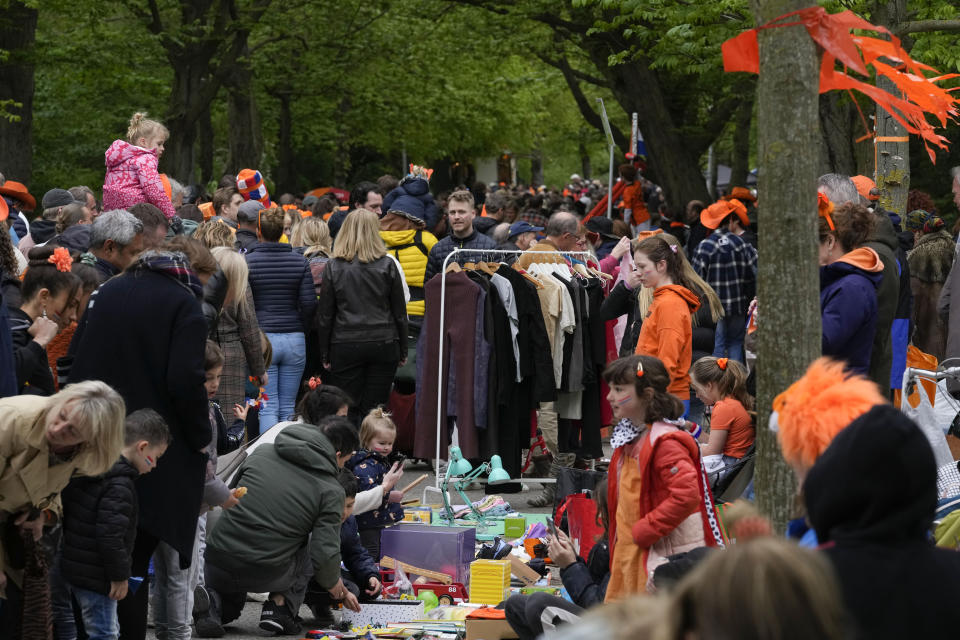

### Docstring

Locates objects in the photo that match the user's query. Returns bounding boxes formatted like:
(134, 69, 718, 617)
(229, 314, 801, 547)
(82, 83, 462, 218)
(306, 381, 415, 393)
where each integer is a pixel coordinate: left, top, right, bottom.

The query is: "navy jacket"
(559, 539, 609, 608)
(60, 457, 139, 595)
(424, 227, 498, 284)
(382, 178, 439, 230)
(340, 515, 379, 585)
(346, 449, 403, 529)
(820, 248, 884, 376)
(245, 242, 317, 333)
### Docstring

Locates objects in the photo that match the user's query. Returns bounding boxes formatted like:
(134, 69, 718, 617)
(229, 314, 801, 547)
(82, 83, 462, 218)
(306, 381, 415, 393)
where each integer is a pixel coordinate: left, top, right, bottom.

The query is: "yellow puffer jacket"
(380, 229, 438, 317)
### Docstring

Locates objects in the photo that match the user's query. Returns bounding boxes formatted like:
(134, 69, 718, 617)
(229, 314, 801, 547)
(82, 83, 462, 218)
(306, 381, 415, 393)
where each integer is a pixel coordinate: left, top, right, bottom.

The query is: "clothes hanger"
(445, 262, 462, 274)
(512, 263, 544, 289)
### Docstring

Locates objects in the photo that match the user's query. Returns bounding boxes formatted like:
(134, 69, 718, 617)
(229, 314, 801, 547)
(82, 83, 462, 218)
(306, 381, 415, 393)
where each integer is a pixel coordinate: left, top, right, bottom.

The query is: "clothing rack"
(433, 247, 596, 486)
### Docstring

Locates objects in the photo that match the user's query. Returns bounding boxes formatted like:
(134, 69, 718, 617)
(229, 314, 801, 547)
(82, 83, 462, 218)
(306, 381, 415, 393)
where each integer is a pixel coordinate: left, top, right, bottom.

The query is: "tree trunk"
(225, 83, 262, 174)
(874, 0, 910, 218)
(729, 95, 755, 189)
(276, 92, 294, 193)
(818, 93, 857, 176)
(600, 58, 712, 214)
(578, 128, 592, 180)
(751, 0, 822, 533)
(163, 60, 207, 184)
(530, 145, 544, 187)
(198, 104, 214, 186)
(332, 96, 352, 187)
(0, 2, 38, 184)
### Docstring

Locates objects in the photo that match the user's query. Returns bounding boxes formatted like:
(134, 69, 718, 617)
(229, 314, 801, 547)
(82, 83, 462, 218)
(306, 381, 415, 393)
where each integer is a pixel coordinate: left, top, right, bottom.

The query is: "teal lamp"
(441, 447, 512, 527)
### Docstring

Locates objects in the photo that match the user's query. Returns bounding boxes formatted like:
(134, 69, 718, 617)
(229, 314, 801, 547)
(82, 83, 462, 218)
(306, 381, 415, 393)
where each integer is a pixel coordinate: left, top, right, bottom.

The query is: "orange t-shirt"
(710, 397, 754, 458)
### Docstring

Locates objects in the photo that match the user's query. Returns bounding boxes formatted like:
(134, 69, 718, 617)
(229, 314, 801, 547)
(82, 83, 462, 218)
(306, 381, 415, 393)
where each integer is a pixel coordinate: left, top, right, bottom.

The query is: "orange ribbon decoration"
(722, 7, 960, 163)
(818, 192, 836, 231)
(717, 357, 729, 370)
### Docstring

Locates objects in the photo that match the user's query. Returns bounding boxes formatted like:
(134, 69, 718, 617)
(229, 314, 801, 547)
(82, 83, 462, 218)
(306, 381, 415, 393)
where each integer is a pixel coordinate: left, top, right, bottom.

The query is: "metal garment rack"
(433, 247, 595, 487)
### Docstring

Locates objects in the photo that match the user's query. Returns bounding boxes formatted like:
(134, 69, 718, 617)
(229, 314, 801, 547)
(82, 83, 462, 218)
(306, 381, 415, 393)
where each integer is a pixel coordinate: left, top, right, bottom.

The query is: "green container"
(504, 516, 526, 539)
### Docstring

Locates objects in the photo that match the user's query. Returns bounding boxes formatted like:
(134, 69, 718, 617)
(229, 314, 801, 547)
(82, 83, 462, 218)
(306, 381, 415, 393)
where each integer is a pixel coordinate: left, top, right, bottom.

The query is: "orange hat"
(0, 196, 8, 222)
(701, 199, 749, 230)
(0, 180, 36, 211)
(851, 175, 879, 201)
(772, 358, 886, 470)
(724, 186, 756, 202)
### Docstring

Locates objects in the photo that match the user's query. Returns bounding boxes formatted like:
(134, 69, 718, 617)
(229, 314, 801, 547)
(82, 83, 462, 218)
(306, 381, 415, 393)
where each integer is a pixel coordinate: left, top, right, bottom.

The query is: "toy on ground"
(470, 559, 511, 605)
(379, 556, 468, 605)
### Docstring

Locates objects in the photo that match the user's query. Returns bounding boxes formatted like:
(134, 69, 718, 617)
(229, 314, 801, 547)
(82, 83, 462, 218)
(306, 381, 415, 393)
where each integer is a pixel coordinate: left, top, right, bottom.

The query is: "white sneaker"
(247, 592, 269, 602)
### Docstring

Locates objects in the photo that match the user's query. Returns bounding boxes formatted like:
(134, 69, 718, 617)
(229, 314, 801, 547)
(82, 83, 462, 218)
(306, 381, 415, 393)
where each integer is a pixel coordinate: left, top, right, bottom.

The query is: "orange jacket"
(634, 284, 700, 399)
(620, 182, 649, 225)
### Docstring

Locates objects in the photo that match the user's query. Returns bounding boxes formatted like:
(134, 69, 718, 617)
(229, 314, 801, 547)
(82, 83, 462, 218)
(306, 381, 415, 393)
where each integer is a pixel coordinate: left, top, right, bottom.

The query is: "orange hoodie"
(634, 284, 701, 399)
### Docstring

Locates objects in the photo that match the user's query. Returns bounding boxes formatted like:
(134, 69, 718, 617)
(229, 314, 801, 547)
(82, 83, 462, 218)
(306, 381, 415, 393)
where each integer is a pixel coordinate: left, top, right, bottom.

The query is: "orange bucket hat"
(701, 199, 749, 230)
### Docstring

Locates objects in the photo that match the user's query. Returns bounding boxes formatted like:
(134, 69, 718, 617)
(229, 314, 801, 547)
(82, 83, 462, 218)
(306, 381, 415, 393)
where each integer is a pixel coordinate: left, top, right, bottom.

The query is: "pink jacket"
(102, 139, 176, 218)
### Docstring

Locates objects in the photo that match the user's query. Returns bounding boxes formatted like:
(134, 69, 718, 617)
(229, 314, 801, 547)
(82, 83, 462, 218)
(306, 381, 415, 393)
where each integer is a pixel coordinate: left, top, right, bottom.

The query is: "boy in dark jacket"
(305, 470, 383, 624)
(51, 409, 171, 640)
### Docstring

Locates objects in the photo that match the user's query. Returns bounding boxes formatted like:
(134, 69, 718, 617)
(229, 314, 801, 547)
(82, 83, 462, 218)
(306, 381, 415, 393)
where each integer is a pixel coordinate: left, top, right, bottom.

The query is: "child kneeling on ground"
(52, 409, 171, 640)
(304, 469, 384, 625)
(346, 408, 404, 561)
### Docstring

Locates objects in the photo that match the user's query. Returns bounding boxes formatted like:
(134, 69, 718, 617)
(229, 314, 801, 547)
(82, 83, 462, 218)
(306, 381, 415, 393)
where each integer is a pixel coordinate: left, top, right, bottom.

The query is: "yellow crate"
(470, 559, 511, 605)
(403, 507, 432, 524)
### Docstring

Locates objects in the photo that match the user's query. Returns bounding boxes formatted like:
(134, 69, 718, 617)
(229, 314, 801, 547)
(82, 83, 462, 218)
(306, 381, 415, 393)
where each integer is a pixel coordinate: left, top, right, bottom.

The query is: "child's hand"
(221, 493, 240, 510)
(365, 576, 382, 597)
(233, 403, 249, 421)
(382, 462, 403, 493)
(109, 580, 129, 601)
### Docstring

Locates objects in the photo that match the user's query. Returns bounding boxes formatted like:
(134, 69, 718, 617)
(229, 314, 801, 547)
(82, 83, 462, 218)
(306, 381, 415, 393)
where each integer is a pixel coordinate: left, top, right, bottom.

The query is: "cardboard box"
(380, 523, 476, 586)
(403, 506, 433, 524)
(466, 618, 519, 640)
(340, 599, 425, 626)
(503, 517, 525, 538)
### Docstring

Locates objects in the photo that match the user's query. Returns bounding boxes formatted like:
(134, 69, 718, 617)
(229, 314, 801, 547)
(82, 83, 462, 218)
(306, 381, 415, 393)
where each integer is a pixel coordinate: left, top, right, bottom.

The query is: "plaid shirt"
(691, 229, 757, 316)
(519, 210, 548, 227)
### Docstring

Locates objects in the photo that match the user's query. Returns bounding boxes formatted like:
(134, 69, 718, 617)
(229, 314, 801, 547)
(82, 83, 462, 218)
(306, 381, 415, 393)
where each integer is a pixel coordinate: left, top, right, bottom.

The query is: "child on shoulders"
(52, 409, 171, 640)
(102, 112, 176, 219)
(346, 407, 404, 561)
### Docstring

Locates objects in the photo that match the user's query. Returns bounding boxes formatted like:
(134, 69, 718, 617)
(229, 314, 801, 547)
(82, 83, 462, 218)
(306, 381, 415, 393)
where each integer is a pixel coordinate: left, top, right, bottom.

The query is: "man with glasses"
(423, 189, 497, 283)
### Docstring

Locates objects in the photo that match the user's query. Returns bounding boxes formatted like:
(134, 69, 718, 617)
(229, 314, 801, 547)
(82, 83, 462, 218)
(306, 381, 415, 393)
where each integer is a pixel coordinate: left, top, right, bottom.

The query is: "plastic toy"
(379, 556, 468, 605)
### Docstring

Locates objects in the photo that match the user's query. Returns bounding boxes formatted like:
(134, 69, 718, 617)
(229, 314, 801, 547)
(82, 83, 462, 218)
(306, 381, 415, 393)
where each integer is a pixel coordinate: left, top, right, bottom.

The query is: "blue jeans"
(261, 332, 306, 428)
(51, 564, 119, 640)
(713, 312, 747, 363)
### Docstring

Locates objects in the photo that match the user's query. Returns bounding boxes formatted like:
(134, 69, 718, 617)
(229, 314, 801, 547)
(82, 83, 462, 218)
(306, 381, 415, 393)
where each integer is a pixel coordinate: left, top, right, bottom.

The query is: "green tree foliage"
(25, 0, 614, 196)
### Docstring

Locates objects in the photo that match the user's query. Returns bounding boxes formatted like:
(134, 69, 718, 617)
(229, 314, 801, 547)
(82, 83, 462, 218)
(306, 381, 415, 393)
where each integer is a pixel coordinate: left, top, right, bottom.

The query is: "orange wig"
(773, 358, 886, 469)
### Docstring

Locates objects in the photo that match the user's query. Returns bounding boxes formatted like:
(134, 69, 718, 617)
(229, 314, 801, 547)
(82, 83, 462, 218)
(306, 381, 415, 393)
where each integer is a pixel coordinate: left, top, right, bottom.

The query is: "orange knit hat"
(772, 358, 887, 470)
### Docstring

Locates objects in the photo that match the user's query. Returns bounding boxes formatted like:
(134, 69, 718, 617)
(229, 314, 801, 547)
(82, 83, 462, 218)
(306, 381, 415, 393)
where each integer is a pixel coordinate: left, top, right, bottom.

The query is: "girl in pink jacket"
(103, 112, 176, 219)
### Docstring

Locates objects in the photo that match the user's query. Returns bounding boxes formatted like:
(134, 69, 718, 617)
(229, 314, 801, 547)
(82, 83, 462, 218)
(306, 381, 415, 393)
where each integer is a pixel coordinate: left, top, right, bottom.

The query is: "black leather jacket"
(315, 255, 408, 360)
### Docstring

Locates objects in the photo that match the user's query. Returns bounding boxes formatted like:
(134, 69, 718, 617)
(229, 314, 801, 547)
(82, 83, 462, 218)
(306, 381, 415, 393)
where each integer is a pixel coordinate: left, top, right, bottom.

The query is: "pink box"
(380, 523, 476, 587)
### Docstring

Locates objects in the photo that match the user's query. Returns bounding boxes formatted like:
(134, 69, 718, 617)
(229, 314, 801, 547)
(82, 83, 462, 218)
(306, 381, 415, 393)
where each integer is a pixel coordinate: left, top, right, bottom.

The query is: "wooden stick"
(400, 474, 429, 495)
(380, 556, 452, 584)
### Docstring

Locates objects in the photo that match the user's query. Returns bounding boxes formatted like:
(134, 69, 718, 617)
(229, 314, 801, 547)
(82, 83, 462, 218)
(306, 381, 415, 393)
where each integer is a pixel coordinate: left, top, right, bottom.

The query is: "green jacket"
(205, 423, 344, 589)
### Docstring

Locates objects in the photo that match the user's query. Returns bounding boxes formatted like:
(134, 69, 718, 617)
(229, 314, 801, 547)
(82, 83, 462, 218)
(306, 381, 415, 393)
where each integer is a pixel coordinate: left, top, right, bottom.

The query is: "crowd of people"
(0, 108, 959, 639)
